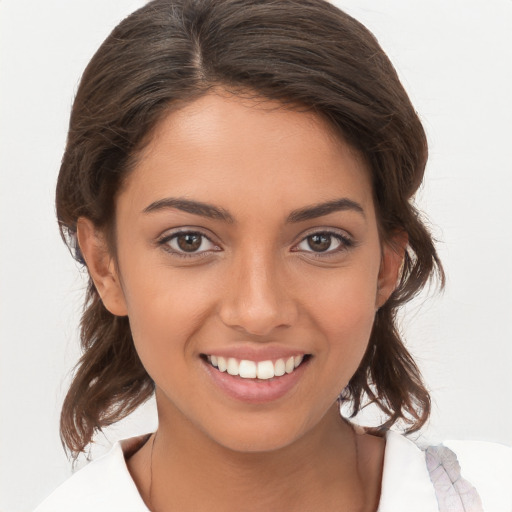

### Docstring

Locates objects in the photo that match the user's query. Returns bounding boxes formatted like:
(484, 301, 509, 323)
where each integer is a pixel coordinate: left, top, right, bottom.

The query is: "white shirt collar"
(35, 441, 149, 511)
(377, 430, 438, 512)
(36, 431, 439, 511)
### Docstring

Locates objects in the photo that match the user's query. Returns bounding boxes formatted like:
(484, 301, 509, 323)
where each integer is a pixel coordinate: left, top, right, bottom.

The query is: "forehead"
(121, 91, 374, 217)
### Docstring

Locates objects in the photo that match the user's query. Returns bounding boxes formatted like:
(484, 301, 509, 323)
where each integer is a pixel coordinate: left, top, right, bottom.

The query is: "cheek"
(308, 257, 379, 320)
(118, 261, 218, 367)
(303, 260, 380, 369)
(317, 284, 376, 354)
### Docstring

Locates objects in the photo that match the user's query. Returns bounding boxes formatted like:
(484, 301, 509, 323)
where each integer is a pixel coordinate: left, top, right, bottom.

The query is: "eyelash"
(156, 229, 355, 259)
(292, 230, 355, 257)
(157, 230, 220, 259)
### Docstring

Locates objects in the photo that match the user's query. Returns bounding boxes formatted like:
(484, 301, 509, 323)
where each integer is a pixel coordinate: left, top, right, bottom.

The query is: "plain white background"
(1, 1, 511, 510)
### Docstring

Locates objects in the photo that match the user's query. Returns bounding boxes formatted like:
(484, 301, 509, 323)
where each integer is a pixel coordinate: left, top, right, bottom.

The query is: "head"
(57, 0, 443, 455)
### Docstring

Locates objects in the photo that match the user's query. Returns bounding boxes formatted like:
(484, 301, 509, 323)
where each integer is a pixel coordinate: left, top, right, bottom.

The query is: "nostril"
(218, 310, 295, 337)
(217, 273, 298, 336)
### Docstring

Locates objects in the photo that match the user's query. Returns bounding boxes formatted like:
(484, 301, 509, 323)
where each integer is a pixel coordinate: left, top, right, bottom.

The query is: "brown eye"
(307, 234, 332, 252)
(162, 231, 218, 255)
(294, 231, 352, 255)
(177, 233, 202, 252)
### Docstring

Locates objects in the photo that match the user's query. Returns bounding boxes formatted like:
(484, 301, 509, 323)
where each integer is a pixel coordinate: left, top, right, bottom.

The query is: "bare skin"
(78, 90, 401, 511)
(127, 408, 385, 512)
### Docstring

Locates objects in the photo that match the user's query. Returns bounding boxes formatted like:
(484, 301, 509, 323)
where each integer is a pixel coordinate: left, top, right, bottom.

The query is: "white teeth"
(227, 357, 239, 376)
(257, 360, 275, 380)
(274, 359, 286, 377)
(217, 356, 227, 372)
(206, 354, 306, 379)
(239, 360, 257, 378)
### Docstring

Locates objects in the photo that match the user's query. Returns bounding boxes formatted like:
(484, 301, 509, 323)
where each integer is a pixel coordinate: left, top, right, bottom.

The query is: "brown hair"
(57, 0, 443, 455)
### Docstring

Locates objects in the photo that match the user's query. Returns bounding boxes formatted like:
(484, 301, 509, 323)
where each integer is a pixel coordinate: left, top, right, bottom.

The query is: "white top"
(35, 431, 512, 512)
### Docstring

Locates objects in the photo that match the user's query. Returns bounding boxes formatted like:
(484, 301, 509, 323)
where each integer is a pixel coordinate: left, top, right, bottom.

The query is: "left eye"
(295, 233, 346, 253)
(164, 232, 217, 254)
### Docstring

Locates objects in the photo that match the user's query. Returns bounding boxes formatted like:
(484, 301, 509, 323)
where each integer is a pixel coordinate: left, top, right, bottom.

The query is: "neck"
(130, 402, 379, 512)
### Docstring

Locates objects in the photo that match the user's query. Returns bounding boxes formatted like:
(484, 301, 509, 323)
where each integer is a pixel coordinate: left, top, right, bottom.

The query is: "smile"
(205, 354, 306, 380)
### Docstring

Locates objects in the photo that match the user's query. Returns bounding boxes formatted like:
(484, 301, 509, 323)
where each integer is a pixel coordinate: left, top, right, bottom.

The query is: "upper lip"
(200, 346, 309, 363)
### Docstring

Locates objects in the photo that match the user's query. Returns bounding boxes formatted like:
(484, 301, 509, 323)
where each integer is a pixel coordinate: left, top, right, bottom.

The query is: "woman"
(33, 0, 511, 510)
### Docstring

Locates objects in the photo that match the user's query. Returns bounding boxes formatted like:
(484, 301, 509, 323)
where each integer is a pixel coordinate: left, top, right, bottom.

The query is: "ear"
(375, 231, 408, 309)
(76, 217, 128, 316)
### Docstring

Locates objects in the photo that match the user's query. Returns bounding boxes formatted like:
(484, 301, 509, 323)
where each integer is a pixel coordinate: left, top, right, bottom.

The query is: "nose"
(218, 252, 298, 337)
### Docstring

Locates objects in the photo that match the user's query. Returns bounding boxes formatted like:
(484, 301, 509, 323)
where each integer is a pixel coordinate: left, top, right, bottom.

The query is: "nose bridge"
(219, 243, 296, 336)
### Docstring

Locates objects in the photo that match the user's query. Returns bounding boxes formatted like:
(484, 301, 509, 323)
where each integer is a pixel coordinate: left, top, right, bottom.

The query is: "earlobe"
(76, 217, 128, 316)
(375, 232, 408, 309)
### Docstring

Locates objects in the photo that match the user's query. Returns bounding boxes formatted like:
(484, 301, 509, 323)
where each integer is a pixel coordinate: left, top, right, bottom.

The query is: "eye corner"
(156, 229, 222, 258)
(292, 229, 356, 256)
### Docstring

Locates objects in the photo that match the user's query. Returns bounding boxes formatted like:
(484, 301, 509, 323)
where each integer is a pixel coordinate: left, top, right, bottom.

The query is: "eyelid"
(156, 225, 220, 244)
(156, 227, 222, 257)
(291, 228, 355, 254)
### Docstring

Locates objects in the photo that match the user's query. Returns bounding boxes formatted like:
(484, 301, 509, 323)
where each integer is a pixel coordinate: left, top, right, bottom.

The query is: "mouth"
(201, 354, 311, 380)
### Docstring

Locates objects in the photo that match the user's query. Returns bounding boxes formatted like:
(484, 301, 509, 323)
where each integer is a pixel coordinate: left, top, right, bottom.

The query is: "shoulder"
(378, 430, 439, 511)
(34, 439, 149, 512)
(443, 438, 512, 511)
(378, 430, 512, 512)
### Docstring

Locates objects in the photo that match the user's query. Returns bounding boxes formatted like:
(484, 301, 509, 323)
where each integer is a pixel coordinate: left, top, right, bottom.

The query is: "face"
(80, 91, 402, 453)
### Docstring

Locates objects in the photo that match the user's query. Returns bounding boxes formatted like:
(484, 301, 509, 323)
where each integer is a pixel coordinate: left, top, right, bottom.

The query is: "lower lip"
(202, 358, 309, 404)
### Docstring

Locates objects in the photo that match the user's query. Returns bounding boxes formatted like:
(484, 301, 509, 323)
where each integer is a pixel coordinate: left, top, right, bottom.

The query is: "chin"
(199, 413, 316, 455)
(212, 432, 300, 455)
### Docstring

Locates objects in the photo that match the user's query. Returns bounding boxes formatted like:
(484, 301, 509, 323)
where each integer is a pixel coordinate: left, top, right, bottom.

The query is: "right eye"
(158, 231, 220, 257)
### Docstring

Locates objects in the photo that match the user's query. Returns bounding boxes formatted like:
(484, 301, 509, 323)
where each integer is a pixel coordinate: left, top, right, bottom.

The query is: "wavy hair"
(56, 0, 444, 455)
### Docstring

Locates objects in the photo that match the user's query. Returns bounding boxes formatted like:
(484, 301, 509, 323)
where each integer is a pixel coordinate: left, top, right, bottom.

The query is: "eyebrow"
(286, 198, 365, 223)
(143, 198, 235, 222)
(142, 197, 364, 223)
